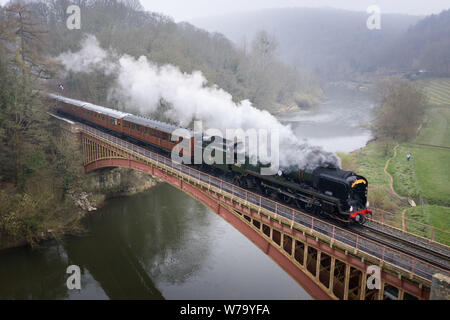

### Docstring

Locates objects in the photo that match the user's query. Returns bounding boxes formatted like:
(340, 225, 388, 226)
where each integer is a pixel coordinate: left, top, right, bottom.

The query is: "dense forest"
(0, 2, 85, 246)
(193, 7, 450, 80)
(0, 0, 322, 247)
(382, 9, 450, 76)
(27, 0, 321, 111)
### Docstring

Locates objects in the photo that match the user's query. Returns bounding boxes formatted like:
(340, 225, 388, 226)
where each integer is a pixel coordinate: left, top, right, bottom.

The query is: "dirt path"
(384, 144, 409, 231)
(384, 144, 407, 200)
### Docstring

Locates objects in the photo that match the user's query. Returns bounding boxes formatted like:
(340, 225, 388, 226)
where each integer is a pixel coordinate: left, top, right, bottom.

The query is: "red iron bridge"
(52, 113, 450, 300)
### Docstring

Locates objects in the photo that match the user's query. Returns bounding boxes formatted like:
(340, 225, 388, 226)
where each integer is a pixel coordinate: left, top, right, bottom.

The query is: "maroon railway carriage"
(47, 93, 194, 156)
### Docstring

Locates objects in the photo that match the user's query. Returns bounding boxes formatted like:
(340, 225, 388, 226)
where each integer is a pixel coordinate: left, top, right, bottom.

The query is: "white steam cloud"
(57, 35, 340, 170)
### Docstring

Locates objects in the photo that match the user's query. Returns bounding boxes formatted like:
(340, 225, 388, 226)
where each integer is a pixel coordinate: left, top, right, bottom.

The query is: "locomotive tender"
(47, 93, 372, 225)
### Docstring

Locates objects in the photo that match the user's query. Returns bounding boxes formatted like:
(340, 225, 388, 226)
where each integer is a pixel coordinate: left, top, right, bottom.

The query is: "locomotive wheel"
(354, 213, 366, 225)
(304, 204, 315, 213)
(317, 208, 327, 219)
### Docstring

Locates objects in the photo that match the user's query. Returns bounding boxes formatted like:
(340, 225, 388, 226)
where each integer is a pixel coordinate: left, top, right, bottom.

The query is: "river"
(278, 87, 374, 153)
(0, 88, 374, 300)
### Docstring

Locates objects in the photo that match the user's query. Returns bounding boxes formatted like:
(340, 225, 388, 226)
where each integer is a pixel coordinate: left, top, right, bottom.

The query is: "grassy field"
(405, 206, 450, 245)
(422, 78, 450, 107)
(414, 107, 450, 147)
(343, 78, 450, 243)
(354, 141, 394, 188)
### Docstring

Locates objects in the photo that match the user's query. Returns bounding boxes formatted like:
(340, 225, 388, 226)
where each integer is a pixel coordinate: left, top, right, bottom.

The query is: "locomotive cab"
(310, 165, 371, 224)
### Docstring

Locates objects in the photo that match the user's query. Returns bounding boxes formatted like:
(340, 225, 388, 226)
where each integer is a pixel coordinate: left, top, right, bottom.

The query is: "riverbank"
(0, 168, 161, 251)
(340, 78, 450, 244)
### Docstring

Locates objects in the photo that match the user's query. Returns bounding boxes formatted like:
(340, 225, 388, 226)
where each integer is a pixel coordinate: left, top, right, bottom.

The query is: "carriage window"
(131, 124, 135, 130)
(137, 125, 141, 132)
(162, 132, 168, 140)
(111, 119, 114, 125)
(145, 128, 148, 134)
(118, 120, 121, 126)
(115, 119, 118, 125)
(102, 115, 105, 121)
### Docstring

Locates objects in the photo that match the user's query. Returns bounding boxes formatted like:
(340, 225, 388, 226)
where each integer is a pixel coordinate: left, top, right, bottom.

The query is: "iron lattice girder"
(75, 125, 434, 300)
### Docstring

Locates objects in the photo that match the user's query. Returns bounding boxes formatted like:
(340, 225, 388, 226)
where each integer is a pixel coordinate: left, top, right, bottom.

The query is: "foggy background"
(139, 0, 446, 21)
(1, 0, 449, 20)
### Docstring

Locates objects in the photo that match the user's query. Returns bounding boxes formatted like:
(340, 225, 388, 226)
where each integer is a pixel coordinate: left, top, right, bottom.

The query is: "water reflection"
(0, 183, 310, 299)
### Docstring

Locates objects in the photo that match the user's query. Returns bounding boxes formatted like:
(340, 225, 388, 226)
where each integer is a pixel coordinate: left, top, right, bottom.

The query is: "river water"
(278, 87, 374, 153)
(0, 89, 374, 300)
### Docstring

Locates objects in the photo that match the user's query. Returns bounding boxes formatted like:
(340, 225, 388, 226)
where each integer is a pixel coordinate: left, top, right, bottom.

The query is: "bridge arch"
(64, 121, 436, 300)
(85, 157, 333, 299)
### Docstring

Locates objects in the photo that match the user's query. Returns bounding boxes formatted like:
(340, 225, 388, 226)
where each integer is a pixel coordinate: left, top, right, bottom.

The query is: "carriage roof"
(123, 114, 193, 136)
(48, 93, 130, 119)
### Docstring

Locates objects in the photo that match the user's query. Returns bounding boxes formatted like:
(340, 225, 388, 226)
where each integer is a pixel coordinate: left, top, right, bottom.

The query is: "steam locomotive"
(47, 93, 372, 225)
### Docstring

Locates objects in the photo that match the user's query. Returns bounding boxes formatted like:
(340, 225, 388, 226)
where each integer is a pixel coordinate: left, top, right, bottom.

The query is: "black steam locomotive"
(199, 136, 371, 225)
(48, 93, 371, 225)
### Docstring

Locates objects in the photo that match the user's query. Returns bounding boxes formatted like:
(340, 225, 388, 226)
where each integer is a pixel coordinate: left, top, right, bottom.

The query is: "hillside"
(192, 7, 422, 80)
(30, 0, 319, 112)
(385, 9, 450, 76)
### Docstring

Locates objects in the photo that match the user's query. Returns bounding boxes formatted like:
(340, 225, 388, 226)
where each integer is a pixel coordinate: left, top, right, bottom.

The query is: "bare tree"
(251, 30, 278, 71)
(372, 79, 427, 141)
(4, 2, 54, 79)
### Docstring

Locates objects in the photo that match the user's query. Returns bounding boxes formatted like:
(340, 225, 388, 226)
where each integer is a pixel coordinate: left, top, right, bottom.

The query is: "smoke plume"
(57, 34, 340, 170)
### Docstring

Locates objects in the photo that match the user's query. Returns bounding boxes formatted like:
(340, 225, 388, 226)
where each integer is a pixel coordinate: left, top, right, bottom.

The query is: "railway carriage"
(48, 93, 194, 156)
(47, 92, 371, 225)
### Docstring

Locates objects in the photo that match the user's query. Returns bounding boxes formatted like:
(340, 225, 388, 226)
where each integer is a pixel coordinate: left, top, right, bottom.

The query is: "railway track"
(59, 114, 450, 276)
(351, 222, 450, 271)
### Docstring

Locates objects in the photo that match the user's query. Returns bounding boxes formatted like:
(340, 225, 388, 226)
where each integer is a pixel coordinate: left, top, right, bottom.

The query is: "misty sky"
(0, 0, 449, 20)
(138, 0, 450, 21)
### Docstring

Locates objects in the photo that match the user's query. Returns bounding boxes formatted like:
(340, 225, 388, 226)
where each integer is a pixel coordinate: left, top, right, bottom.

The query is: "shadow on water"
(0, 183, 310, 299)
(0, 183, 215, 299)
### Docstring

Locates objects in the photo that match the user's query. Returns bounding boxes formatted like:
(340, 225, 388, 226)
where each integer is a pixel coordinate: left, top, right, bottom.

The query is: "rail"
(369, 207, 450, 247)
(79, 123, 450, 282)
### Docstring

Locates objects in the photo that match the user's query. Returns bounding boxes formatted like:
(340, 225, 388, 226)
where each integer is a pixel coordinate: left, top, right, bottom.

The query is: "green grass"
(351, 78, 450, 243)
(407, 145, 450, 207)
(405, 206, 450, 245)
(422, 78, 450, 107)
(355, 140, 394, 188)
(387, 145, 418, 199)
(386, 143, 450, 206)
(414, 107, 450, 147)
